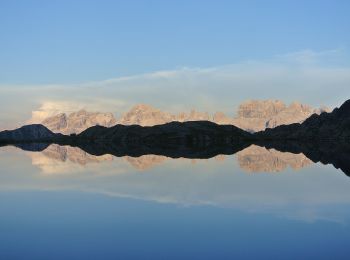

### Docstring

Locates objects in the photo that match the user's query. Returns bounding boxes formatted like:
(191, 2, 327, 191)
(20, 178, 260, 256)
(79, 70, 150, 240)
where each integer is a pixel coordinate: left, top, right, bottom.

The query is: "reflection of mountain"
(124, 155, 168, 170)
(236, 145, 312, 173)
(28, 144, 314, 174)
(2, 143, 350, 224)
(35, 100, 328, 133)
(29, 144, 168, 171)
(3, 138, 350, 176)
(34, 144, 114, 165)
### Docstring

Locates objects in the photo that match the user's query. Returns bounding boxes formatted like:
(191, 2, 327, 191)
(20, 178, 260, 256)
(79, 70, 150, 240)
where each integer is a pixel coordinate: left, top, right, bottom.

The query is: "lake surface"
(0, 144, 349, 259)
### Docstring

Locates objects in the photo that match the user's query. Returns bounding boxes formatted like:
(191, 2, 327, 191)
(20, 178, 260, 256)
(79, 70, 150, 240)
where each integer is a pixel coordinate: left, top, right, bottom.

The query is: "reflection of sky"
(1, 191, 349, 260)
(1, 146, 350, 258)
(1, 146, 350, 223)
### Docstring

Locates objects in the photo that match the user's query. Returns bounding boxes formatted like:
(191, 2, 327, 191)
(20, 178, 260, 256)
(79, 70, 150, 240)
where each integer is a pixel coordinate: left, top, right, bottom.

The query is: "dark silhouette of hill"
(0, 124, 58, 142)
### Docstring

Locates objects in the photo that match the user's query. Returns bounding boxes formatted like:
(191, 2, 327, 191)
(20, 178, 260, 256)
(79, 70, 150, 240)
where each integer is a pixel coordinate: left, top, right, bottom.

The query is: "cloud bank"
(1, 49, 349, 129)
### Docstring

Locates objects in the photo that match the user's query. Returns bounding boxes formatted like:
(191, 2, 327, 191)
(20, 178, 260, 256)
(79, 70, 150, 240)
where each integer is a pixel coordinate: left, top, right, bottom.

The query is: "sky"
(0, 0, 350, 128)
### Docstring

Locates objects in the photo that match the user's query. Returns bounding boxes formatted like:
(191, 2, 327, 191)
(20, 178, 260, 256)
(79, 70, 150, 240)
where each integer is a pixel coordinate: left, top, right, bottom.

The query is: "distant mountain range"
(32, 100, 329, 134)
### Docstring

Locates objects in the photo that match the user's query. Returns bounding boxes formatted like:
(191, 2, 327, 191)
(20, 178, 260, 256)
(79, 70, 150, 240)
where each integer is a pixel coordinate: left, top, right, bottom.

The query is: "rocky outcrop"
(176, 110, 210, 122)
(231, 100, 330, 132)
(119, 104, 173, 126)
(42, 110, 117, 134)
(237, 100, 286, 119)
(212, 112, 233, 125)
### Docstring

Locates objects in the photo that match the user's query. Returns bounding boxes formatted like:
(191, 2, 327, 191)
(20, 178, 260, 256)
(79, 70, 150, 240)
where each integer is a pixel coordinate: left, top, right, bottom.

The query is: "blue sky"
(1, 0, 350, 83)
(0, 0, 350, 128)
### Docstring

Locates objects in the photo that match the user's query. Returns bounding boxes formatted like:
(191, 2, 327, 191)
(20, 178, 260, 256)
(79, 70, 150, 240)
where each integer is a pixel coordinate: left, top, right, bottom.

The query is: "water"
(0, 144, 349, 259)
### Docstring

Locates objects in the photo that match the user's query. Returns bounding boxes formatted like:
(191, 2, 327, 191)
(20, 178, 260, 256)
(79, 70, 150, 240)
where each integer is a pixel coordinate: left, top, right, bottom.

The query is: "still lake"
(0, 144, 349, 259)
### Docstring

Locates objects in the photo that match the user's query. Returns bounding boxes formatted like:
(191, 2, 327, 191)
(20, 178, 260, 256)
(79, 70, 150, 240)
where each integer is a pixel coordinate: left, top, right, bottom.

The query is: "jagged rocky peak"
(232, 100, 329, 132)
(237, 100, 286, 119)
(288, 101, 312, 112)
(213, 112, 232, 125)
(120, 104, 215, 126)
(41, 110, 117, 134)
(179, 110, 210, 121)
(119, 104, 174, 126)
(33, 99, 330, 134)
(42, 113, 67, 131)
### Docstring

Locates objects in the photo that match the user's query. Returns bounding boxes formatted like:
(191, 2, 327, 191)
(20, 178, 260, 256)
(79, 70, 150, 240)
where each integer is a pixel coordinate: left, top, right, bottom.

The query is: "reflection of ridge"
(27, 144, 315, 174)
(42, 144, 114, 165)
(124, 155, 168, 171)
(30, 144, 169, 172)
(4, 138, 350, 176)
(236, 145, 312, 173)
(28, 144, 114, 174)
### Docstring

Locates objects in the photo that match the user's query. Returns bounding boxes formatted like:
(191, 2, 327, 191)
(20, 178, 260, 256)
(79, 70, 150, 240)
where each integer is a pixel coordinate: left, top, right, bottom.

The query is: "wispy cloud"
(277, 48, 344, 65)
